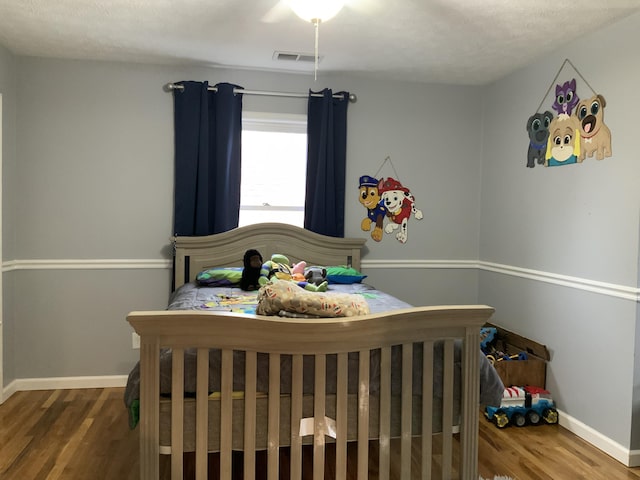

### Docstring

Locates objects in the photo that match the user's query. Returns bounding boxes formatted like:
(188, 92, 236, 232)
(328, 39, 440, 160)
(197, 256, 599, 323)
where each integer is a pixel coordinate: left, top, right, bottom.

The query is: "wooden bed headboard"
(173, 223, 367, 289)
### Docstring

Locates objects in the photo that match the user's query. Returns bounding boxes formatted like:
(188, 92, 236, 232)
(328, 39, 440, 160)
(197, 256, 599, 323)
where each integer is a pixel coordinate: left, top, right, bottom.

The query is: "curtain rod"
(164, 83, 357, 103)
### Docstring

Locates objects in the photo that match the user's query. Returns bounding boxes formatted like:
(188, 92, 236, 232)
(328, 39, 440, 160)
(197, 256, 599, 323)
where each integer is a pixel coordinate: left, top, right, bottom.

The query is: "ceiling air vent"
(273, 51, 321, 63)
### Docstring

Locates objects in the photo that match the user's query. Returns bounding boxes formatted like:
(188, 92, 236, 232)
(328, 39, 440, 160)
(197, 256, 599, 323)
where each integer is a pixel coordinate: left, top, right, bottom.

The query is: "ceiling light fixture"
(288, 0, 345, 80)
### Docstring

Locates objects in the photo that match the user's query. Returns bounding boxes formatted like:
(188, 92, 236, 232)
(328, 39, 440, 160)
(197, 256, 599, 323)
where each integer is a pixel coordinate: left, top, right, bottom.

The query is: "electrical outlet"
(132, 332, 140, 349)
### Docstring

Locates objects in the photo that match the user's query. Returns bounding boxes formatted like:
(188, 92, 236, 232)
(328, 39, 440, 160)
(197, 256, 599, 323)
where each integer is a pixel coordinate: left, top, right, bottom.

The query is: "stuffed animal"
(305, 266, 327, 286)
(259, 254, 328, 292)
(291, 260, 307, 282)
(240, 249, 263, 291)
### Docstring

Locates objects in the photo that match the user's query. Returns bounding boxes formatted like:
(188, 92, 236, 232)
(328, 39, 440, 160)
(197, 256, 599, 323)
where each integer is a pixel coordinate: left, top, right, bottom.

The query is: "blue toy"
(480, 327, 497, 353)
(485, 386, 558, 428)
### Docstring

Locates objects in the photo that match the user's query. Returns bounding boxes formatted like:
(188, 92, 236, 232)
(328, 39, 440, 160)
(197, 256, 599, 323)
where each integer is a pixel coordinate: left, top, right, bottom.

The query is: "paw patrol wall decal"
(357, 156, 422, 244)
(378, 177, 423, 244)
(358, 175, 386, 242)
(525, 59, 612, 168)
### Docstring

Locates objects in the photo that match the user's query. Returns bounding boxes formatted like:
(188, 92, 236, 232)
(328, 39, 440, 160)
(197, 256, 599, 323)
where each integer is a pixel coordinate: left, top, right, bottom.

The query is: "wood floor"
(1, 387, 640, 479)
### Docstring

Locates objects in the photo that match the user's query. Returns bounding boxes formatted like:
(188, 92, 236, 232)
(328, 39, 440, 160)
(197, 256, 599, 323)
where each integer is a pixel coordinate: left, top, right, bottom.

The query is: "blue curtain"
(304, 89, 350, 237)
(173, 81, 243, 236)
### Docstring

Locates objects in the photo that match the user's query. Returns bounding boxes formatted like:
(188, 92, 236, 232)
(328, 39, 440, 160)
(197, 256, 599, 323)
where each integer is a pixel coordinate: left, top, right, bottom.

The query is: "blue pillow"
(325, 266, 367, 284)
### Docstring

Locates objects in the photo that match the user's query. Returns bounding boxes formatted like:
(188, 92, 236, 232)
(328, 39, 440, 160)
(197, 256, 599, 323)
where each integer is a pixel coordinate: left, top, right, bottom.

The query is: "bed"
(125, 222, 503, 479)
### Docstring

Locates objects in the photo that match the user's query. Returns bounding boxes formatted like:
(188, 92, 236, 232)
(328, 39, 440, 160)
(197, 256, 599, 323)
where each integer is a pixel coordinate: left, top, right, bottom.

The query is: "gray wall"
(3, 58, 484, 381)
(478, 11, 640, 450)
(0, 43, 17, 386)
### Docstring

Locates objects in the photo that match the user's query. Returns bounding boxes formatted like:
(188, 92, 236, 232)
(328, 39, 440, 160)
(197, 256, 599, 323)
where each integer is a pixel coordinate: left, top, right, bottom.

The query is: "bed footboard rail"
(129, 305, 493, 480)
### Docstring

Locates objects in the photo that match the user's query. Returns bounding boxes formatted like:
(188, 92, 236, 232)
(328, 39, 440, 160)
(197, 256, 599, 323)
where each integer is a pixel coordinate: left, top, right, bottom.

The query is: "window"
(240, 112, 307, 227)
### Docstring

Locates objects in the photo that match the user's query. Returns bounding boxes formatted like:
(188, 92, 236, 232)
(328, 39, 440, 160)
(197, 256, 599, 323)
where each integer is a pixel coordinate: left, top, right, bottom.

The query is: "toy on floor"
(485, 386, 558, 428)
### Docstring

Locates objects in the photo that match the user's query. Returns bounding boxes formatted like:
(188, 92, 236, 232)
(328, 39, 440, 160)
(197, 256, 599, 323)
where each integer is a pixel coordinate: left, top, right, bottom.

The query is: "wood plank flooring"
(1, 387, 640, 479)
(0, 388, 138, 480)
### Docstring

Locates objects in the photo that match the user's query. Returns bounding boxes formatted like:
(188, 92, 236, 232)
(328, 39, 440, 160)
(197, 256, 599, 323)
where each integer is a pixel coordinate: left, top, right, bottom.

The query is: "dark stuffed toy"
(240, 249, 263, 291)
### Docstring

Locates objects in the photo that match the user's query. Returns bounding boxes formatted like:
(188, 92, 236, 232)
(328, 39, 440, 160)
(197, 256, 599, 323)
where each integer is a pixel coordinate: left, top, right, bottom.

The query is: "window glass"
(240, 113, 307, 227)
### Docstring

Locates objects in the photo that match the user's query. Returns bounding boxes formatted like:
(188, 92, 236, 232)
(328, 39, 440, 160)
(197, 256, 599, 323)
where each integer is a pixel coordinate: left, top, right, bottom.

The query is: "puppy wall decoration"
(552, 78, 580, 116)
(545, 114, 581, 166)
(526, 63, 613, 168)
(576, 94, 612, 160)
(526, 111, 554, 168)
(377, 177, 423, 244)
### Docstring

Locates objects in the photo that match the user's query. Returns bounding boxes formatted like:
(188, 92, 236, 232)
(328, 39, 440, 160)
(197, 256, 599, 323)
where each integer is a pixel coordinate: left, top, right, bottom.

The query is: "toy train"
(485, 386, 559, 428)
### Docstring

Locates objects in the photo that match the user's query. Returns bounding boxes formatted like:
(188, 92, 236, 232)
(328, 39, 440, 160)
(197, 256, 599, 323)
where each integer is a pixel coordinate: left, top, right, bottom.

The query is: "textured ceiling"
(0, 0, 639, 85)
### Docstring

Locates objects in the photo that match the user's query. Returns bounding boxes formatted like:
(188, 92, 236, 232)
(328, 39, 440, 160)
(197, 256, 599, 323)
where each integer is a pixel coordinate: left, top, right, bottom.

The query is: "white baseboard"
(629, 449, 640, 468)
(2, 375, 128, 403)
(558, 408, 637, 467)
(1, 379, 17, 404)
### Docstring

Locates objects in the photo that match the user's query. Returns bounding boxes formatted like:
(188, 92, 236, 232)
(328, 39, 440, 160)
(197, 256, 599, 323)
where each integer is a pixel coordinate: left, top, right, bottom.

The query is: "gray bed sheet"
(124, 282, 504, 428)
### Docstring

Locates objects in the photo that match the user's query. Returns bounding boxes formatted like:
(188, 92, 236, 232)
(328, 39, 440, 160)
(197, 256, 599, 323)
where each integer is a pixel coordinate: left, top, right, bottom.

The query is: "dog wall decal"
(576, 94, 612, 161)
(358, 175, 386, 242)
(545, 114, 581, 166)
(525, 62, 615, 169)
(526, 111, 554, 168)
(552, 78, 579, 116)
(377, 177, 423, 244)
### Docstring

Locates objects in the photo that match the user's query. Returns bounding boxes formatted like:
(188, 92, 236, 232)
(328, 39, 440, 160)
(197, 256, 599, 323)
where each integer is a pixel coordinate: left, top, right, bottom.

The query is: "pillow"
(325, 265, 367, 284)
(196, 267, 243, 287)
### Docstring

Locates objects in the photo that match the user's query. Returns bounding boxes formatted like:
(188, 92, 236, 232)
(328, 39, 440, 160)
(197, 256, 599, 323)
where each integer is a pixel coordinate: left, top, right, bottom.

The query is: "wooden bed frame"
(127, 223, 494, 479)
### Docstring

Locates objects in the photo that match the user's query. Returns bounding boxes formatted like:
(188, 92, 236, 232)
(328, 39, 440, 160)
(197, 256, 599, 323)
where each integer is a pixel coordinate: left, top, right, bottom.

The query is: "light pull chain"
(313, 18, 320, 81)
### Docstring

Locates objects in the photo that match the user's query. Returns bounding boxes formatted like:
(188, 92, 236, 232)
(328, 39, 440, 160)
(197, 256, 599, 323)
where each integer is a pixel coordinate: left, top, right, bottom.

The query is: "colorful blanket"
(200, 293, 259, 314)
